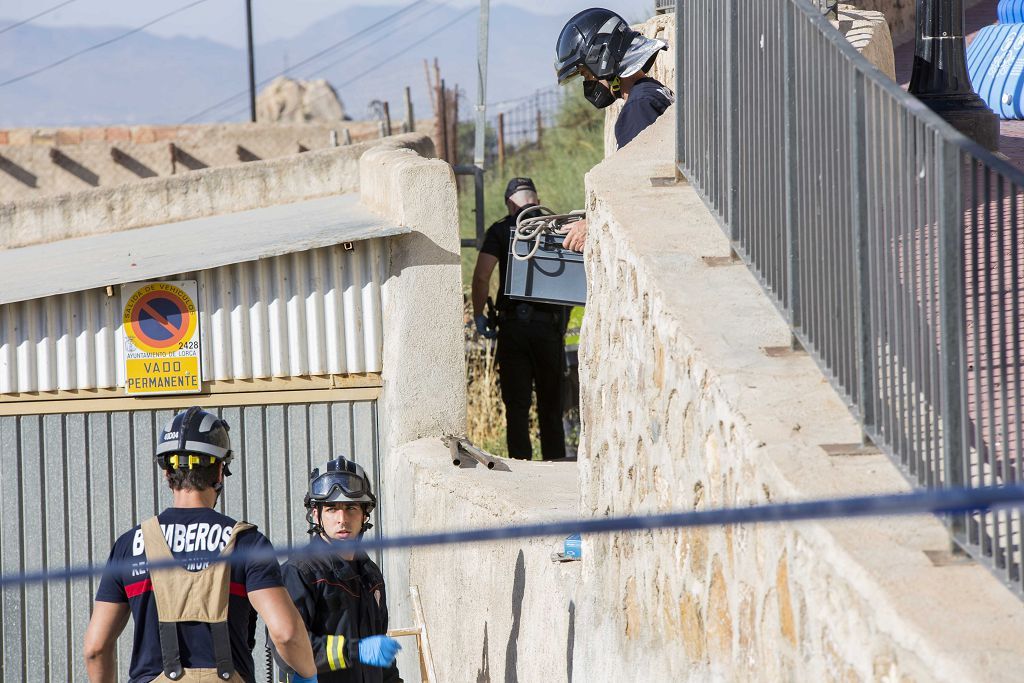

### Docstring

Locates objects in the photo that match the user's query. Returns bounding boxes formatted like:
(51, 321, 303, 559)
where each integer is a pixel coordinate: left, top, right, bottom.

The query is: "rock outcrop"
(257, 76, 347, 123)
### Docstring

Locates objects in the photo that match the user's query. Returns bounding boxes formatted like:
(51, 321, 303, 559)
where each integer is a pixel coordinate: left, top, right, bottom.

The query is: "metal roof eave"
(0, 193, 409, 306)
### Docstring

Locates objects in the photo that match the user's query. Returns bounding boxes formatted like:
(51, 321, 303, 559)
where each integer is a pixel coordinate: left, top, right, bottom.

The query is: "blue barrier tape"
(2, 484, 1022, 590)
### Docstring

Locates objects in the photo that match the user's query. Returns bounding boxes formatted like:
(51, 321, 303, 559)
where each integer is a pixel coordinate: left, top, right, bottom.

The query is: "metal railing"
(677, 0, 1024, 594)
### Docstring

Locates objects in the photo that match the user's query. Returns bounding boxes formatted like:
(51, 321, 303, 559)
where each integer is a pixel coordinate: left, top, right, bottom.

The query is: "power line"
(181, 0, 438, 123)
(0, 0, 78, 36)
(334, 7, 475, 90)
(216, 4, 472, 124)
(0, 0, 213, 88)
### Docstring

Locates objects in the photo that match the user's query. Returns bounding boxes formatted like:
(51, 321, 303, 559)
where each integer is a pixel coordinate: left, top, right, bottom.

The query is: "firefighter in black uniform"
(273, 457, 401, 683)
(472, 177, 568, 460)
(84, 407, 318, 683)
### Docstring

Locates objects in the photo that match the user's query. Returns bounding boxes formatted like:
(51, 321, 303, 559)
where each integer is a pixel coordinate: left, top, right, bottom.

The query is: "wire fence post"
(438, 79, 448, 163)
(937, 139, 967, 538)
(497, 112, 506, 168)
(405, 86, 415, 133)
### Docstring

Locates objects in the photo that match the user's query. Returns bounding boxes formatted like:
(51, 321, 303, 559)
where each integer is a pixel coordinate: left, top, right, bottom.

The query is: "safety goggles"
(308, 470, 368, 500)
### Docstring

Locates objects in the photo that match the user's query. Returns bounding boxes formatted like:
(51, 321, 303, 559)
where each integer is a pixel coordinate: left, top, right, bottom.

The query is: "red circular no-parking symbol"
(122, 283, 197, 354)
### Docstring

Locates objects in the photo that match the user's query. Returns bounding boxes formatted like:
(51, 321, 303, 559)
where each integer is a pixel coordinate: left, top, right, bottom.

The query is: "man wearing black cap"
(471, 177, 567, 460)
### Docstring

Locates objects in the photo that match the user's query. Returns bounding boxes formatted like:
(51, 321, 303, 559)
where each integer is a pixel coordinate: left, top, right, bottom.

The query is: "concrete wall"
(0, 133, 434, 250)
(394, 439, 579, 683)
(358, 141, 467, 680)
(574, 109, 1024, 681)
(0, 120, 434, 201)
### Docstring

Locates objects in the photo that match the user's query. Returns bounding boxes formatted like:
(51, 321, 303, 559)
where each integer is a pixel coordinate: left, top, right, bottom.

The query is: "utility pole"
(245, 0, 257, 123)
(909, 0, 998, 150)
(471, 0, 490, 246)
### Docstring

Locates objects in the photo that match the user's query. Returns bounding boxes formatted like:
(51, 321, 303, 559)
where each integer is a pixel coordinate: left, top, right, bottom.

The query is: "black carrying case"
(505, 232, 587, 307)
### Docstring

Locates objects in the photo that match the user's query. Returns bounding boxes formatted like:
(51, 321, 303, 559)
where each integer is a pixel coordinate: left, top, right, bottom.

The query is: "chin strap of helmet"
(305, 502, 374, 540)
(306, 501, 326, 536)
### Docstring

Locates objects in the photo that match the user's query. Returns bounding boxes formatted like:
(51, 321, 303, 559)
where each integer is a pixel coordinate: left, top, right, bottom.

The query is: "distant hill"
(0, 2, 579, 128)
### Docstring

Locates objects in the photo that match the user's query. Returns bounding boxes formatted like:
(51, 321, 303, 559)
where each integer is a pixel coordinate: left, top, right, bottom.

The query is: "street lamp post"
(909, 0, 999, 150)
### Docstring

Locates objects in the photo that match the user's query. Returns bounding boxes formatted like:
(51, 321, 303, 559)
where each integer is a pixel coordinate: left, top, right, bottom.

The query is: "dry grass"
(463, 299, 542, 459)
(466, 338, 509, 456)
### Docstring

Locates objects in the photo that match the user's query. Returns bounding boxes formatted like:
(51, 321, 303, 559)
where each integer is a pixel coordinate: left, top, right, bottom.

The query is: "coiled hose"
(512, 205, 586, 261)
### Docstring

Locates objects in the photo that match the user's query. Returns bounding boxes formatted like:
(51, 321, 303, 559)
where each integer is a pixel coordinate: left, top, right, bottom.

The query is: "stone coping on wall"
(576, 110, 1024, 680)
(0, 133, 434, 250)
(0, 120, 424, 147)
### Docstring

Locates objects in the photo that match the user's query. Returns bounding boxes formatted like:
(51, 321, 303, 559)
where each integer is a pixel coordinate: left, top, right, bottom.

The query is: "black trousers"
(496, 319, 566, 460)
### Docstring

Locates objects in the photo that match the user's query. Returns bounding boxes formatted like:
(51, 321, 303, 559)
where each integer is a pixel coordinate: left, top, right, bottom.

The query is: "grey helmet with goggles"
(155, 406, 234, 474)
(304, 456, 377, 536)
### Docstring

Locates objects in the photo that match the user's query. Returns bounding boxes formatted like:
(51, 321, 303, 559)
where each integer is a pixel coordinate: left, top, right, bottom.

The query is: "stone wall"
(574, 108, 1024, 682)
(0, 120, 432, 201)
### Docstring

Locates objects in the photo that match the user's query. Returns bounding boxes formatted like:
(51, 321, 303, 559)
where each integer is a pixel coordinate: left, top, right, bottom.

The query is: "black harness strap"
(211, 620, 235, 680)
(158, 621, 185, 681)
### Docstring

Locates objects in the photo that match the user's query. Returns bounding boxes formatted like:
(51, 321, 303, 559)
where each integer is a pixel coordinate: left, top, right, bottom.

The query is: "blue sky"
(0, 0, 655, 49)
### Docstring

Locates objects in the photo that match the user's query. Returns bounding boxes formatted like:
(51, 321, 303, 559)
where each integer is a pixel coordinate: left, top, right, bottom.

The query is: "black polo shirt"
(95, 507, 283, 683)
(614, 77, 674, 149)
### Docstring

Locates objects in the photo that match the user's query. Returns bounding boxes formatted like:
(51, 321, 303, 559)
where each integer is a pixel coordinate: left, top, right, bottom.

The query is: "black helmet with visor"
(554, 8, 635, 84)
(304, 456, 377, 535)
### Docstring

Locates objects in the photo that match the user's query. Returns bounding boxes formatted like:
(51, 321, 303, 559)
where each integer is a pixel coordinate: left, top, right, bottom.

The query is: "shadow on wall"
(0, 154, 37, 187)
(504, 550, 526, 683)
(477, 623, 491, 683)
(566, 600, 575, 682)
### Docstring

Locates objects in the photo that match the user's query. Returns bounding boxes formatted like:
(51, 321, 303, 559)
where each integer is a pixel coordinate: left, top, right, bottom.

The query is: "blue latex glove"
(289, 674, 317, 683)
(358, 635, 401, 667)
(474, 314, 497, 339)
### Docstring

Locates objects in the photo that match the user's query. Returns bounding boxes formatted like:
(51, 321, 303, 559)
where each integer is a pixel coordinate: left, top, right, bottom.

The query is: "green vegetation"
(457, 87, 605, 288)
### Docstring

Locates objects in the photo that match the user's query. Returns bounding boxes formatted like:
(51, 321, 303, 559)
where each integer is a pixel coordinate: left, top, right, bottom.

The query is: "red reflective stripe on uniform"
(124, 579, 153, 598)
(229, 582, 247, 598)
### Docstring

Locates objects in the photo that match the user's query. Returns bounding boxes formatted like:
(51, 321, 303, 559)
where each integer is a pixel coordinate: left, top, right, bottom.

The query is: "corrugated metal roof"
(0, 193, 408, 306)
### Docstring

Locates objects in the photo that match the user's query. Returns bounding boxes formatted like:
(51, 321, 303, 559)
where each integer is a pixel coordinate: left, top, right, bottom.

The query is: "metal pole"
(937, 139, 967, 539)
(473, 0, 490, 247)
(245, 0, 257, 123)
(909, 0, 998, 150)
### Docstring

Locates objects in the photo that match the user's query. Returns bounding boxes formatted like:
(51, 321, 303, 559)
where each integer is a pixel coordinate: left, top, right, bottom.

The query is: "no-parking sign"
(121, 280, 202, 396)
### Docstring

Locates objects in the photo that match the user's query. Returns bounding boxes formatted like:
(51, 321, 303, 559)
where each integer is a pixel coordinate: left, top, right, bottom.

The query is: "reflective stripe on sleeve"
(326, 634, 347, 671)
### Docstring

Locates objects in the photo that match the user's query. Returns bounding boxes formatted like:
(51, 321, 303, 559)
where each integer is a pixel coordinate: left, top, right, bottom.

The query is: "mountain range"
(0, 2, 601, 127)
